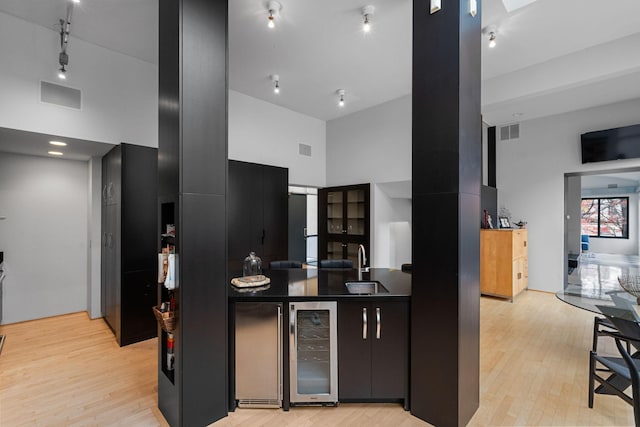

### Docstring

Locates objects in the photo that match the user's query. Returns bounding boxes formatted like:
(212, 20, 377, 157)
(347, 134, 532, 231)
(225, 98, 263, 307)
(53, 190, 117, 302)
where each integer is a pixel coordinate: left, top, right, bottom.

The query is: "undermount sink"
(345, 281, 389, 295)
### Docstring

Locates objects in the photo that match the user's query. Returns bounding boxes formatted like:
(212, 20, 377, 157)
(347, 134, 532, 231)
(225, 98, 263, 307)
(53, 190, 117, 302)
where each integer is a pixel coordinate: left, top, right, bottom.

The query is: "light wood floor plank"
(0, 291, 635, 426)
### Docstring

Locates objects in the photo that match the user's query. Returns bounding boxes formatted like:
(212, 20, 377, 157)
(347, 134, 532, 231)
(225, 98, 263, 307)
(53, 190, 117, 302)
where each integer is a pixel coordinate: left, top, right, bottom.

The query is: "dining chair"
(590, 306, 640, 416)
(581, 234, 590, 253)
(269, 260, 303, 269)
(318, 259, 353, 269)
(615, 337, 640, 427)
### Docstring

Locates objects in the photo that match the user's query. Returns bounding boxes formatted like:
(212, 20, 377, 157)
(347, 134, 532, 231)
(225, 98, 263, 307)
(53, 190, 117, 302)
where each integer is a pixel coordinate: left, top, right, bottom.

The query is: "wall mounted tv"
(581, 123, 640, 164)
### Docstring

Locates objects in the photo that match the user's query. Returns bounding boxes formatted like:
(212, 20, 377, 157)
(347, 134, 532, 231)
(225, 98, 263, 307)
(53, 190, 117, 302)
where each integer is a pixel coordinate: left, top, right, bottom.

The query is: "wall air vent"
(499, 123, 520, 141)
(299, 143, 312, 157)
(40, 81, 81, 109)
(608, 184, 618, 189)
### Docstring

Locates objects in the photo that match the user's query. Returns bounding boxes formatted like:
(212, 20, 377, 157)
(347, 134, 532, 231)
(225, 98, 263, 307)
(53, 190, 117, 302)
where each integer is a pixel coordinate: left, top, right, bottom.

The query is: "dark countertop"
(229, 268, 411, 302)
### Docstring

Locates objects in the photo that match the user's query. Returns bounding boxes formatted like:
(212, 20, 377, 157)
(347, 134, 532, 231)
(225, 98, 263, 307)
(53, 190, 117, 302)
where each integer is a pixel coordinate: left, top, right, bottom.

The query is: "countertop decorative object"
(618, 274, 640, 303)
(231, 274, 271, 288)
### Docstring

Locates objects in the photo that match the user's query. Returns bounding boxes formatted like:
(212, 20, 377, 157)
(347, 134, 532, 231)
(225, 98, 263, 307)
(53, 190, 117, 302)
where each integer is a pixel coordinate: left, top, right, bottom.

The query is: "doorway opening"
(288, 186, 318, 266)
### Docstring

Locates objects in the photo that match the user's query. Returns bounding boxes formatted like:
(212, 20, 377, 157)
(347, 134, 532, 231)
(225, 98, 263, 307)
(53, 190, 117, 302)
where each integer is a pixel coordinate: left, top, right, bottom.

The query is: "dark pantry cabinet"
(228, 160, 288, 275)
(338, 299, 409, 407)
(319, 184, 370, 265)
(102, 143, 158, 346)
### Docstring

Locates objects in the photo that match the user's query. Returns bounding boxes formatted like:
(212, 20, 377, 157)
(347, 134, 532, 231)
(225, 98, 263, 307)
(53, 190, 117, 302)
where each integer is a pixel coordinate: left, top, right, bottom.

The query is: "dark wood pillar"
(158, 0, 228, 425)
(411, 0, 481, 426)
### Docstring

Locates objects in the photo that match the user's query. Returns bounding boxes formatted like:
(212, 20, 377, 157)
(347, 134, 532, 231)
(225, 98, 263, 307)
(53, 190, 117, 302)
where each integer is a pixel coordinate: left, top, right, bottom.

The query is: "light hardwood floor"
(0, 291, 634, 426)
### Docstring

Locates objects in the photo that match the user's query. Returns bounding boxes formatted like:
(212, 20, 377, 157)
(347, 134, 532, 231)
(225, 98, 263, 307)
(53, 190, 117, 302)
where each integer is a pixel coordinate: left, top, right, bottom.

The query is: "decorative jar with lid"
(243, 252, 262, 277)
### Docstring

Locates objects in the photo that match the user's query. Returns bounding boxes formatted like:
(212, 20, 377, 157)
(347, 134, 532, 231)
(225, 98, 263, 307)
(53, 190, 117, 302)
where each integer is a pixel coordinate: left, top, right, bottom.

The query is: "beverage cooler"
(289, 301, 338, 405)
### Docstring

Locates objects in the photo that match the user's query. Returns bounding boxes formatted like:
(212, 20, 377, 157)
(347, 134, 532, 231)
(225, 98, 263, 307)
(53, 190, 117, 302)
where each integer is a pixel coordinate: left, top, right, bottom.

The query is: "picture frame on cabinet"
(499, 216, 511, 229)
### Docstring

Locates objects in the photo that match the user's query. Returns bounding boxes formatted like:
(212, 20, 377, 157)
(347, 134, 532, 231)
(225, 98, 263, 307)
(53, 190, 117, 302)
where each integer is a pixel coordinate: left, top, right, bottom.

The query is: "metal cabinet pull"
(290, 304, 297, 363)
(290, 305, 295, 335)
(277, 305, 283, 400)
(376, 307, 381, 339)
(362, 307, 368, 340)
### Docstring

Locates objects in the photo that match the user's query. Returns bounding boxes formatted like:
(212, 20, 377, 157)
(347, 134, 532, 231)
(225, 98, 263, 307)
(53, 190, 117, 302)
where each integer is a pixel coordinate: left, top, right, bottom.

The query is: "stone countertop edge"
(228, 268, 411, 301)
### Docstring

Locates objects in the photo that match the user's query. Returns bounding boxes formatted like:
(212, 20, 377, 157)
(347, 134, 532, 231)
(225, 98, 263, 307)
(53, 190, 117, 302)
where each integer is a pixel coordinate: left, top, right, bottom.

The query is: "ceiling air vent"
(40, 81, 81, 109)
(499, 123, 520, 141)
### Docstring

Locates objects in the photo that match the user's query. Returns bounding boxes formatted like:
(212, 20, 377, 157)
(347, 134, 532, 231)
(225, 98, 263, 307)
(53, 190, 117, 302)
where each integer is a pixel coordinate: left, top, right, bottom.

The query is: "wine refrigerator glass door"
(289, 301, 338, 404)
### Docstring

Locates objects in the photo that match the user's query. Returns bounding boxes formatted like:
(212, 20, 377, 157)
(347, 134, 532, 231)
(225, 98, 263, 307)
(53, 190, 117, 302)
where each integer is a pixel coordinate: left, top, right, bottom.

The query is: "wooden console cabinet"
(480, 229, 528, 301)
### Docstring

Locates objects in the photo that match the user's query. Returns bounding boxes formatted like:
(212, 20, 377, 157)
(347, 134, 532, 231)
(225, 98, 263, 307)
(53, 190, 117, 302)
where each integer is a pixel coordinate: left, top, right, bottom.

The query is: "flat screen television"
(581, 123, 640, 164)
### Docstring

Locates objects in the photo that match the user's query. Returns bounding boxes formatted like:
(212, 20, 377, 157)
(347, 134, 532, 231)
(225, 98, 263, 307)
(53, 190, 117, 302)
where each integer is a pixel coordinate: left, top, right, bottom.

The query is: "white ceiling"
(581, 172, 640, 191)
(0, 127, 114, 161)
(0, 0, 639, 150)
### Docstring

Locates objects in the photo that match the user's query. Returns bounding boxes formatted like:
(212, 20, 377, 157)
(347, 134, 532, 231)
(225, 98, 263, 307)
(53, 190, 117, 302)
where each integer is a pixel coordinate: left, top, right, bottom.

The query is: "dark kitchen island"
(228, 267, 411, 411)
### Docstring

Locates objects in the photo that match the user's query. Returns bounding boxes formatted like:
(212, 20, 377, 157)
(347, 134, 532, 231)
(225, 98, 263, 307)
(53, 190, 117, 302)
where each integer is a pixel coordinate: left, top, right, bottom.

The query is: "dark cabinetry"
(101, 144, 158, 346)
(319, 184, 370, 265)
(338, 300, 408, 406)
(228, 160, 288, 275)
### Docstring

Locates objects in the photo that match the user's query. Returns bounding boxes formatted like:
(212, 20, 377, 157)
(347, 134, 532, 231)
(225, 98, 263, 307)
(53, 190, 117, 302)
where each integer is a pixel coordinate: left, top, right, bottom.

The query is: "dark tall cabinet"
(101, 143, 158, 346)
(228, 160, 288, 275)
(318, 184, 370, 265)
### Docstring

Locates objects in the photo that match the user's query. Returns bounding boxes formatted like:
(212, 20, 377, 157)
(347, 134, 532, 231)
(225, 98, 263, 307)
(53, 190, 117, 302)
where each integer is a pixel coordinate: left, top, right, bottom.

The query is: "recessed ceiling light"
(48, 151, 64, 156)
(49, 140, 67, 147)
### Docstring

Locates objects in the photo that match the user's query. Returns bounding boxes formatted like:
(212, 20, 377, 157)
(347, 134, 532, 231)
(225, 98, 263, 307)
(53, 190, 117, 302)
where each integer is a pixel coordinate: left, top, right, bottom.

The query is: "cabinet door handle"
(103, 232, 107, 247)
(362, 307, 368, 340)
(290, 304, 297, 362)
(290, 304, 295, 335)
(277, 305, 283, 401)
(261, 229, 265, 245)
(376, 307, 381, 339)
(102, 185, 107, 202)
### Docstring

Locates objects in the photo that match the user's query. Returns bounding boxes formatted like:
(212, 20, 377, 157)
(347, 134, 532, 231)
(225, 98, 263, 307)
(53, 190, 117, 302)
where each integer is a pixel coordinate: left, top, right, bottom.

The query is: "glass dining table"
(556, 283, 640, 320)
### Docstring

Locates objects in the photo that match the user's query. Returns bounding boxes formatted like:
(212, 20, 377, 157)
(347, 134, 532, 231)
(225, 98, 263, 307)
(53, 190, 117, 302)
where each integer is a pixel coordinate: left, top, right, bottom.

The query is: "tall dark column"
(158, 0, 228, 425)
(411, 0, 481, 426)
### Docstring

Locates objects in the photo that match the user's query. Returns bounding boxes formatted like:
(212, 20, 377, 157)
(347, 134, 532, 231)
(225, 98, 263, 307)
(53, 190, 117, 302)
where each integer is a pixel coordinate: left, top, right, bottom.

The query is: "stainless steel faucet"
(358, 244, 367, 281)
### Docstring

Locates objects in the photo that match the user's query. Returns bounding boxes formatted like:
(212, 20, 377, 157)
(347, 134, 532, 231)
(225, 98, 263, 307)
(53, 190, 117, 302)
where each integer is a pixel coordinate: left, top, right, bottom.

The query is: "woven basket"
(618, 275, 640, 301)
(152, 306, 177, 333)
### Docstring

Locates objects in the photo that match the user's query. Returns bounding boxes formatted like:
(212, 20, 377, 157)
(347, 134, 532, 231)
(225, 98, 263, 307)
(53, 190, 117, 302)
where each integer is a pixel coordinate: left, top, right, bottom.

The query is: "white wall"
(87, 157, 102, 318)
(0, 152, 89, 324)
(372, 185, 412, 269)
(326, 95, 412, 268)
(326, 95, 411, 186)
(565, 175, 581, 256)
(0, 12, 157, 147)
(229, 90, 326, 188)
(497, 98, 640, 293)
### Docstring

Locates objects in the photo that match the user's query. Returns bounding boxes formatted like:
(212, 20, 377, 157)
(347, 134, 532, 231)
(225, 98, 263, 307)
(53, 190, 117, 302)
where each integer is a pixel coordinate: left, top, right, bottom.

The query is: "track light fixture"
(58, 65, 67, 80)
(57, 0, 75, 79)
(469, 0, 478, 17)
(267, 1, 282, 29)
(362, 5, 375, 33)
(483, 25, 498, 48)
(272, 75, 280, 94)
(337, 89, 345, 107)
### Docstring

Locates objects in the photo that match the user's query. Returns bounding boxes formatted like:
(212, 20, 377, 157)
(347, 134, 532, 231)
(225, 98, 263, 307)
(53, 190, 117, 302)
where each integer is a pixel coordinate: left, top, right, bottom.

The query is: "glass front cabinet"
(319, 184, 370, 266)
